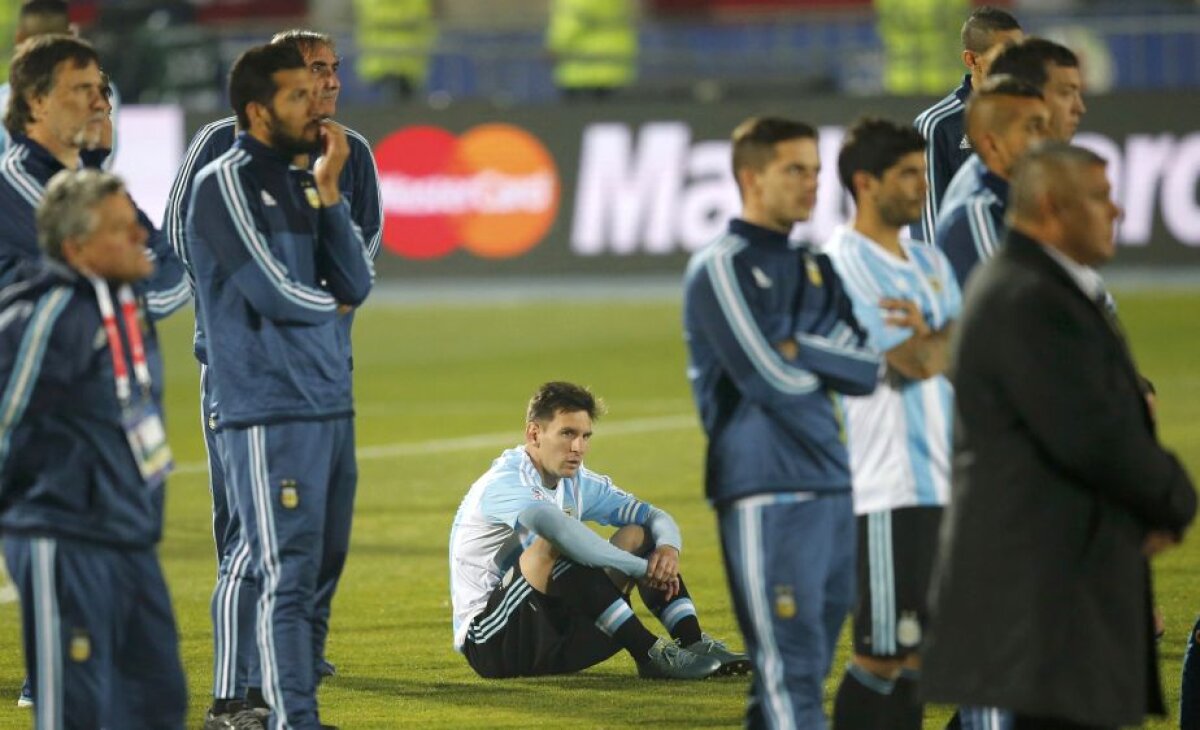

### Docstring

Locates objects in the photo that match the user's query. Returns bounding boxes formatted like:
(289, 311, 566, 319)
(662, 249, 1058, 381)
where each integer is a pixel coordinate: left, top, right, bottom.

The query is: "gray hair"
(37, 169, 126, 261)
(1008, 142, 1105, 224)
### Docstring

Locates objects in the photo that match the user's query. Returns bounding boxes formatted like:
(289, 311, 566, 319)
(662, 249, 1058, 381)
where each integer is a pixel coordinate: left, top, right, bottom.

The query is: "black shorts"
(852, 505, 944, 658)
(462, 561, 621, 678)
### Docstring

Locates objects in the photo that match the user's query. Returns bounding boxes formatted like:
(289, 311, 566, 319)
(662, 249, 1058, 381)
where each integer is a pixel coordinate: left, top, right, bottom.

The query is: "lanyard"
(89, 277, 151, 404)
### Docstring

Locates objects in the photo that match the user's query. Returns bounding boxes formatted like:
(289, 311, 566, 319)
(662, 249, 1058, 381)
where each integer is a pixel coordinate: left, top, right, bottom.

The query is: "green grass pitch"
(0, 288, 1196, 728)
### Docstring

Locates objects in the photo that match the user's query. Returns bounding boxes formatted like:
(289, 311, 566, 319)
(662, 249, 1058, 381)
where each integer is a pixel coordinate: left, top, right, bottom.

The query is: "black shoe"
(317, 658, 337, 678)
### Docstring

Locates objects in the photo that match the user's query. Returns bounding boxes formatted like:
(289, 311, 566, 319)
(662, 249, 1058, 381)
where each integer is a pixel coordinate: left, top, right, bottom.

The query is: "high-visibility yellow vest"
(354, 0, 437, 85)
(546, 0, 637, 90)
(875, 0, 968, 95)
(0, 2, 14, 81)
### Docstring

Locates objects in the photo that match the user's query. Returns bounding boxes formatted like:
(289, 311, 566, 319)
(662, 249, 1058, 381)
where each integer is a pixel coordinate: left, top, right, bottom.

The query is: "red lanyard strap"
(89, 278, 152, 403)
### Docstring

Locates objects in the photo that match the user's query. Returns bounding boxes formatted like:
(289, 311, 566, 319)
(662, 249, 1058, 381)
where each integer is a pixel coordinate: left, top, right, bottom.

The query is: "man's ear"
(525, 420, 540, 446)
(246, 100, 269, 129)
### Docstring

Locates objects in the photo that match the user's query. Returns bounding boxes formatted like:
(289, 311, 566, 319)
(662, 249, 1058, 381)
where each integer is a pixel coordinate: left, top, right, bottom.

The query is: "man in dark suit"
(921, 142, 1197, 730)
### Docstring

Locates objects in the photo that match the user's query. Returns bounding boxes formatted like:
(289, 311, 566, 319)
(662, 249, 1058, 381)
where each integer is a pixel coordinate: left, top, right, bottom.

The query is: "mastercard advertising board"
(188, 91, 1200, 277)
(374, 124, 560, 260)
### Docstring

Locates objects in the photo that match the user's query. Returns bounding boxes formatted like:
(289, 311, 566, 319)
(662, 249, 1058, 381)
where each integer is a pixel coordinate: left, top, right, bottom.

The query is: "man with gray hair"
(921, 143, 1196, 729)
(0, 33, 186, 309)
(0, 169, 187, 730)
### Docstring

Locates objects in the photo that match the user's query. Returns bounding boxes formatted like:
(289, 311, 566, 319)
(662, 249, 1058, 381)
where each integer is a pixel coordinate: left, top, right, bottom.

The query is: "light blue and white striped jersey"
(824, 225, 962, 513)
(449, 446, 653, 649)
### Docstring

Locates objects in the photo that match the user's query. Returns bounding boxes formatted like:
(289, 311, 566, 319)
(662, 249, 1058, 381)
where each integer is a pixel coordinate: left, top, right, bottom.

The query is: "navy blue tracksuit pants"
(222, 417, 356, 730)
(4, 535, 187, 730)
(202, 364, 260, 702)
(718, 492, 856, 730)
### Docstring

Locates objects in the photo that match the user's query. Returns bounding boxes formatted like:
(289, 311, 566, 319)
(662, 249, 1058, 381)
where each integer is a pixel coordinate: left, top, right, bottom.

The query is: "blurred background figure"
(353, 0, 438, 102)
(875, 0, 970, 95)
(546, 0, 637, 101)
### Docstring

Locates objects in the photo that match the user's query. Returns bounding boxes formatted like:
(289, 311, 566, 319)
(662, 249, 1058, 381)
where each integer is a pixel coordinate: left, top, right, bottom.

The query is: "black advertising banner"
(188, 92, 1200, 278)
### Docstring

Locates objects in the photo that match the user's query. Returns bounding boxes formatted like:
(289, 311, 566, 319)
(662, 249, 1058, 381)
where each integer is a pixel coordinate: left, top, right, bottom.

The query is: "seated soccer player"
(449, 381, 748, 680)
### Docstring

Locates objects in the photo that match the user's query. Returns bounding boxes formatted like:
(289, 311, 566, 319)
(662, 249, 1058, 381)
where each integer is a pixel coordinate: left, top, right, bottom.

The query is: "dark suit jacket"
(921, 230, 1196, 726)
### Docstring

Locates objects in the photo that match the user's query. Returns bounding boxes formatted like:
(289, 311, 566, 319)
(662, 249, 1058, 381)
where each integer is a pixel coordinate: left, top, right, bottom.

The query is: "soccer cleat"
(685, 633, 752, 676)
(203, 701, 265, 730)
(637, 638, 721, 680)
(317, 658, 337, 678)
(16, 678, 32, 708)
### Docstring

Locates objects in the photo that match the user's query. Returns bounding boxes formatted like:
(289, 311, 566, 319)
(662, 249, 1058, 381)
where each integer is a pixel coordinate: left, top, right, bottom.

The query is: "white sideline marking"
(171, 414, 698, 477)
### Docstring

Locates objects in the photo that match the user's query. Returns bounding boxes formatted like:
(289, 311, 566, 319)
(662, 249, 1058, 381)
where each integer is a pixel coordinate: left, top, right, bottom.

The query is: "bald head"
(1009, 142, 1120, 266)
(965, 75, 1050, 177)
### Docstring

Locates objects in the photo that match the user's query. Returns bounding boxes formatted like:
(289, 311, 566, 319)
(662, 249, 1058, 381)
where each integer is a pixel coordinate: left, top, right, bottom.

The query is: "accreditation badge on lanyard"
(91, 278, 174, 488)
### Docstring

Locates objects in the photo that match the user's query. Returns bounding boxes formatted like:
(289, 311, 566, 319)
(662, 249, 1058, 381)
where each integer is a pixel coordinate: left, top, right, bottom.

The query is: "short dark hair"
(5, 34, 99, 136)
(270, 29, 335, 58)
(526, 382, 604, 424)
(837, 117, 926, 201)
(988, 38, 1079, 92)
(1009, 141, 1105, 223)
(961, 6, 1021, 54)
(228, 43, 307, 129)
(731, 116, 817, 192)
(19, 0, 69, 23)
(965, 75, 1047, 149)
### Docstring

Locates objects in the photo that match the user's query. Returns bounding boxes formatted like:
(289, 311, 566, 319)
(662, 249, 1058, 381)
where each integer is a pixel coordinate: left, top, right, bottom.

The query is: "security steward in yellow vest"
(546, 0, 637, 100)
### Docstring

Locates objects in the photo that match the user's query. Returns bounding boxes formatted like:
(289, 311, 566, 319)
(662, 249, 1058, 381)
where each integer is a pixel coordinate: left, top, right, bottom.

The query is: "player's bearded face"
(37, 60, 107, 151)
(874, 151, 927, 228)
(265, 103, 321, 156)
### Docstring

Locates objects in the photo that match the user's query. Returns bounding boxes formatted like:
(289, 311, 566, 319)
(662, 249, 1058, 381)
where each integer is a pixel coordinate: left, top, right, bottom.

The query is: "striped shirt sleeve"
(191, 155, 339, 325)
(694, 238, 820, 398)
(0, 287, 74, 469)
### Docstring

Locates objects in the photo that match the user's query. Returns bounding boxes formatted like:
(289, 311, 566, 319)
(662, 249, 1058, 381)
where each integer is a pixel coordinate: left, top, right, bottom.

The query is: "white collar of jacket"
(1038, 243, 1107, 302)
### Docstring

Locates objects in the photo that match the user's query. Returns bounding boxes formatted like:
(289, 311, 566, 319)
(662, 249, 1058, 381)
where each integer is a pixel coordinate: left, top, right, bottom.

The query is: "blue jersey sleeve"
(687, 252, 824, 404)
(517, 503, 649, 578)
(788, 255, 880, 395)
(578, 470, 649, 526)
(133, 203, 190, 320)
(163, 120, 234, 278)
(936, 197, 999, 289)
(189, 170, 340, 326)
(477, 478, 542, 528)
(0, 287, 84, 469)
(829, 244, 915, 354)
(578, 470, 683, 550)
(0, 181, 40, 289)
(317, 198, 374, 307)
(345, 130, 382, 261)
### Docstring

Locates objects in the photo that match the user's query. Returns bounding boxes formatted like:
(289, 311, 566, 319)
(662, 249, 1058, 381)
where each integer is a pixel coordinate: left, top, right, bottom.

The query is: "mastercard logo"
(375, 124, 560, 260)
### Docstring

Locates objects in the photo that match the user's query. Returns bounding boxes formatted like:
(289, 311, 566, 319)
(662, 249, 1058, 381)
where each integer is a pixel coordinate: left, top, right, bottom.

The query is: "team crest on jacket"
(70, 629, 91, 662)
(806, 258, 822, 287)
(927, 276, 943, 294)
(280, 479, 299, 509)
(773, 585, 797, 619)
(897, 611, 922, 647)
(304, 187, 322, 209)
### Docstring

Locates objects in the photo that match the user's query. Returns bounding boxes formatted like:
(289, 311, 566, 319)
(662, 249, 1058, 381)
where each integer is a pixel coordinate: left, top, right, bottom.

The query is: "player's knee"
(609, 524, 650, 555)
(519, 537, 560, 592)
